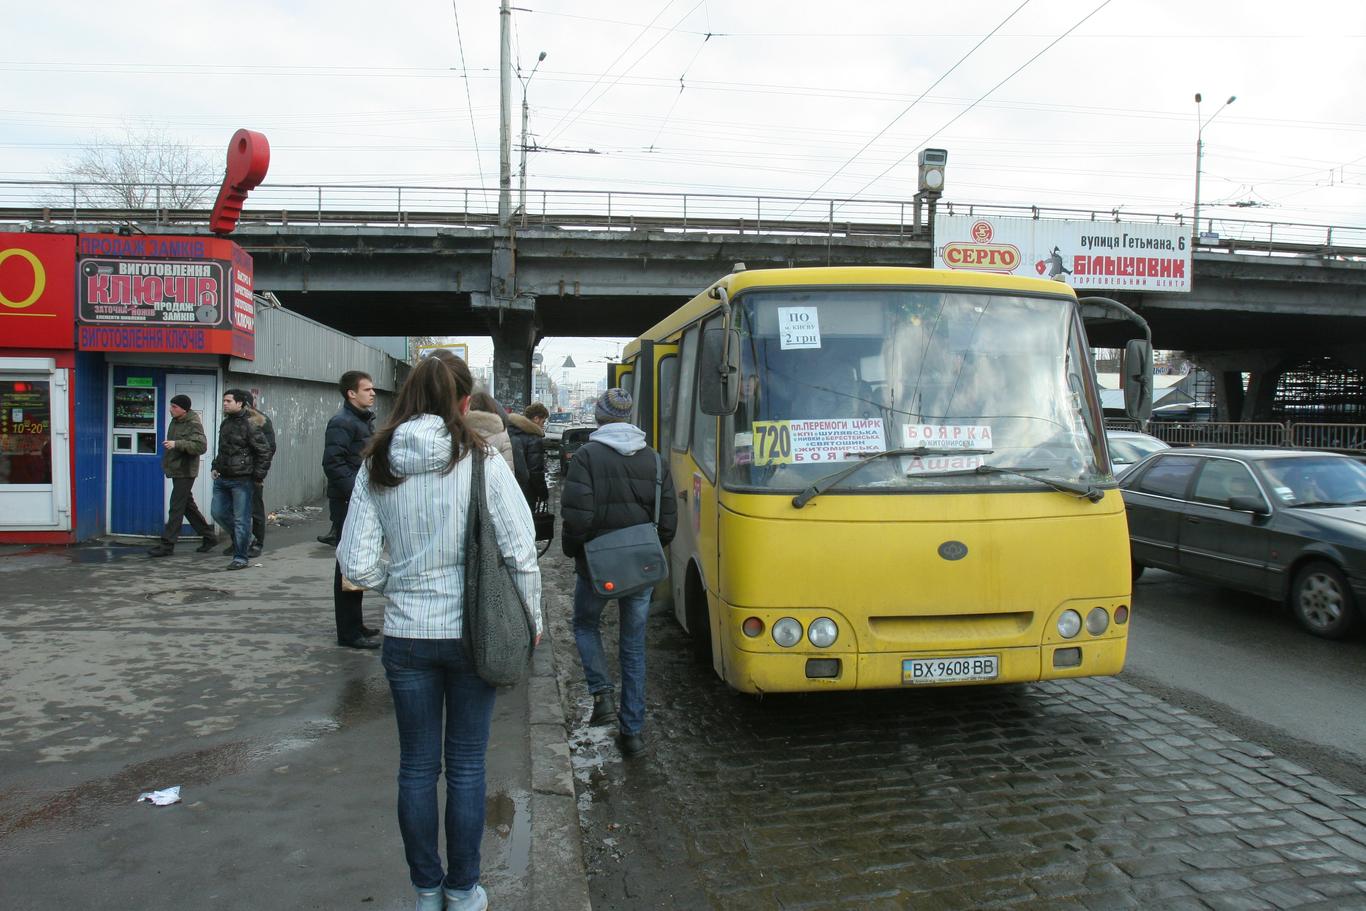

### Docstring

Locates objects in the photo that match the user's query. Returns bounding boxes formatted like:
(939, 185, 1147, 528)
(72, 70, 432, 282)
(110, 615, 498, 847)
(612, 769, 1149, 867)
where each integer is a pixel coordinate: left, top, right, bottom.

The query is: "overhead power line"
(541, 0, 681, 142)
(793, 0, 1030, 212)
(546, 0, 706, 145)
(841, 0, 1117, 204)
(450, 1, 486, 194)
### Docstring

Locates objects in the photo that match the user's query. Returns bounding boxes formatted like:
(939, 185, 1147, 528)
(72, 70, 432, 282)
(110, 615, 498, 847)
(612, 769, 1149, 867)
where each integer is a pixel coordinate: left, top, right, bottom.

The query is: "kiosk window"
(114, 387, 156, 429)
(0, 380, 53, 485)
(113, 386, 158, 455)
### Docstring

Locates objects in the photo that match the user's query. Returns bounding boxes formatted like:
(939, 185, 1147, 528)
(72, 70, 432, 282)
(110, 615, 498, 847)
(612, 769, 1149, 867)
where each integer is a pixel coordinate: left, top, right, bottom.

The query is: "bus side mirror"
(699, 328, 740, 415)
(1123, 338, 1153, 422)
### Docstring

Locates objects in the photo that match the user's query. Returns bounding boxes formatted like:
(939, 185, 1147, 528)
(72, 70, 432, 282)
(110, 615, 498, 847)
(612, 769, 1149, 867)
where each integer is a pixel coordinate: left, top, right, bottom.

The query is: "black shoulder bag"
(582, 449, 666, 598)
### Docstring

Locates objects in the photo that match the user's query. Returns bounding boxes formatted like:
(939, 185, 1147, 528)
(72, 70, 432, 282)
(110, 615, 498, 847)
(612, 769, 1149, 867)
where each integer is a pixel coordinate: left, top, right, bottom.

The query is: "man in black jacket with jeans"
(321, 370, 379, 649)
(211, 390, 273, 570)
(561, 388, 677, 757)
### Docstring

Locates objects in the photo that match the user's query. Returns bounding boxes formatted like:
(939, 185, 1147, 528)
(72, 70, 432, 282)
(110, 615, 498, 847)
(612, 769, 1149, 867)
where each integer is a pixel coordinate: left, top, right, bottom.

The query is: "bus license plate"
(903, 655, 999, 685)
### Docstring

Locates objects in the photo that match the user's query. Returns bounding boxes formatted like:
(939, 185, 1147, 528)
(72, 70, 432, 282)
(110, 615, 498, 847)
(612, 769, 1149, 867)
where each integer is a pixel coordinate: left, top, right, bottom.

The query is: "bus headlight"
(1085, 607, 1110, 635)
(808, 618, 838, 648)
(1057, 610, 1082, 639)
(772, 618, 803, 648)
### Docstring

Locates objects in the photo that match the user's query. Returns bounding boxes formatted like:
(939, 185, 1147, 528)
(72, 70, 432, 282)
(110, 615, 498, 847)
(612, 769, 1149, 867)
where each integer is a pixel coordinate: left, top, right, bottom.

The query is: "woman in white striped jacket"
(339, 355, 541, 911)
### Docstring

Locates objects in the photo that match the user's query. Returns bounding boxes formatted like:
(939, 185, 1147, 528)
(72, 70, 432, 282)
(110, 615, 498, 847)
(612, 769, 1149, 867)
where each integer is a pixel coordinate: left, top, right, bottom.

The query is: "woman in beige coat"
(466, 391, 515, 474)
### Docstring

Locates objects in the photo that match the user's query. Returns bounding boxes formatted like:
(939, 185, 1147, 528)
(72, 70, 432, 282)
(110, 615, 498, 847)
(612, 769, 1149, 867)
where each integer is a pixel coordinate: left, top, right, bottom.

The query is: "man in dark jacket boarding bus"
(561, 388, 678, 758)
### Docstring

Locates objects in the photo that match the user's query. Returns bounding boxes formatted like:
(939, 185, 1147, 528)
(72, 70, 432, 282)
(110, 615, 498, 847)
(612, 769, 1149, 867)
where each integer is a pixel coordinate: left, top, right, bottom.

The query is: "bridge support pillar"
(1215, 371, 1245, 423)
(487, 309, 537, 411)
(1242, 365, 1286, 422)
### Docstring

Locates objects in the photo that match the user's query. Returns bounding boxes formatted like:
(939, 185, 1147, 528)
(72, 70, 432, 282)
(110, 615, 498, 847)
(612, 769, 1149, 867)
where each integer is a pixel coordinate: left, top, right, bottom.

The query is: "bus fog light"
(1053, 647, 1082, 668)
(1085, 607, 1109, 635)
(805, 658, 841, 678)
(1114, 605, 1129, 625)
(808, 618, 838, 648)
(1057, 610, 1082, 639)
(742, 617, 765, 638)
(772, 618, 803, 648)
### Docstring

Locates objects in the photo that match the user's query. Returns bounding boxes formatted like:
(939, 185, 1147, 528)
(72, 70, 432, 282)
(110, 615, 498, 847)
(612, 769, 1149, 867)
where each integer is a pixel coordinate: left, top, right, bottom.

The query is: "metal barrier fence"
(1137, 421, 1366, 453)
(1103, 418, 1141, 431)
(1148, 421, 1289, 447)
(2, 179, 1365, 256)
(1289, 422, 1366, 452)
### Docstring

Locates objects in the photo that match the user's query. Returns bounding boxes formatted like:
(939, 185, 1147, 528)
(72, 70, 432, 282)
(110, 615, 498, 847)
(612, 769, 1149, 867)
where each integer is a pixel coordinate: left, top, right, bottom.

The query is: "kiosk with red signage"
(0, 230, 255, 543)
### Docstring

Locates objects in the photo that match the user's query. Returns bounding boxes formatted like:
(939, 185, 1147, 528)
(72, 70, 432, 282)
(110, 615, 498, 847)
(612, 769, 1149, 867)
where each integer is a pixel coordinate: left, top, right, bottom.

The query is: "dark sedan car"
(557, 425, 594, 474)
(1121, 448, 1366, 639)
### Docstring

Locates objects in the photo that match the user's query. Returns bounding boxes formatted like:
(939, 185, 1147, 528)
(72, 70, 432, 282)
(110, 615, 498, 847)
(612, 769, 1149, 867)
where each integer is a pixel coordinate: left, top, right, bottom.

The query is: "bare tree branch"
(54, 124, 218, 212)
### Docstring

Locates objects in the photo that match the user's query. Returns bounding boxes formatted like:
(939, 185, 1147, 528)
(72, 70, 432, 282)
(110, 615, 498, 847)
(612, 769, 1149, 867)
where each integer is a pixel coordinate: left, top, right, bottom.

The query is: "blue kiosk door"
(110, 369, 164, 535)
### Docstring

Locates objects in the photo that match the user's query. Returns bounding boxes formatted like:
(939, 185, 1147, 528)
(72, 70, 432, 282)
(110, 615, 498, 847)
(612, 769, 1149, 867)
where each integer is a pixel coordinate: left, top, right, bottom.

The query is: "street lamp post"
(1193, 92, 1236, 242)
(518, 51, 547, 218)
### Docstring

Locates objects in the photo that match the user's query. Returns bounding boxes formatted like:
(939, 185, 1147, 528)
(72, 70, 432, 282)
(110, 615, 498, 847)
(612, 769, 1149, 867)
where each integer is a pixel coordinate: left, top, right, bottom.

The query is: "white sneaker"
(443, 883, 488, 911)
(414, 887, 443, 911)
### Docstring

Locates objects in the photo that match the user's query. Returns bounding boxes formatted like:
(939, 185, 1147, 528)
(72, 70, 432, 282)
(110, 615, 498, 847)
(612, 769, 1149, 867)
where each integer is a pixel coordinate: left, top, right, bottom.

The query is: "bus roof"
(621, 266, 1077, 359)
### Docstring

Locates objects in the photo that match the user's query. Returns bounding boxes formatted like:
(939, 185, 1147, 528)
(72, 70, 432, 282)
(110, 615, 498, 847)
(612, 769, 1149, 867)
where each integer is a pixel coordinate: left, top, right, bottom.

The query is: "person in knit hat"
(560, 387, 678, 758)
(147, 394, 218, 557)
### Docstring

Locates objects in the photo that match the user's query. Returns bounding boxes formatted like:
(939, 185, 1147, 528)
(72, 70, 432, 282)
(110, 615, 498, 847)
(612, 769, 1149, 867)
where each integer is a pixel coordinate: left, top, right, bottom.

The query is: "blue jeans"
(572, 574, 652, 736)
(210, 476, 254, 562)
(382, 637, 497, 892)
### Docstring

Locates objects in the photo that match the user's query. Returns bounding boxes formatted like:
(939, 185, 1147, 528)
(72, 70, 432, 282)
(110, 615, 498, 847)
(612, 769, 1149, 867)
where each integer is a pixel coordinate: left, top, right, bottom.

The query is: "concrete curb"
(528, 625, 592, 911)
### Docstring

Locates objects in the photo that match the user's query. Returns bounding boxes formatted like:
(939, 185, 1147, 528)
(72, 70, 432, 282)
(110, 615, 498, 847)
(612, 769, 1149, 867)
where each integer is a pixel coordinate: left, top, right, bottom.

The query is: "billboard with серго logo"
(934, 214, 1191, 293)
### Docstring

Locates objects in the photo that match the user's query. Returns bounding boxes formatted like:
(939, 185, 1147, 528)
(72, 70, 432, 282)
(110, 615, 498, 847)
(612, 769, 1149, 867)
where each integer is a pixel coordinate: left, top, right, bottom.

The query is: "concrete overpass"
(5, 182, 1364, 416)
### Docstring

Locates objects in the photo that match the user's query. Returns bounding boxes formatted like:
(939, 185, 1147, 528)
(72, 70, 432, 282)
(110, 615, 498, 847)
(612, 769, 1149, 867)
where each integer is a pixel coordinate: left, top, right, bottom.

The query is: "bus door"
(666, 318, 724, 667)
(608, 361, 632, 390)
(630, 339, 678, 449)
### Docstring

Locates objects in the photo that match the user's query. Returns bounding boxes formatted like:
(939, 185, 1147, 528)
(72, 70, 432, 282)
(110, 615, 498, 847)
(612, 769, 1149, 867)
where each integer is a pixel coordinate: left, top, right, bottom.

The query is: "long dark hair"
(363, 355, 484, 488)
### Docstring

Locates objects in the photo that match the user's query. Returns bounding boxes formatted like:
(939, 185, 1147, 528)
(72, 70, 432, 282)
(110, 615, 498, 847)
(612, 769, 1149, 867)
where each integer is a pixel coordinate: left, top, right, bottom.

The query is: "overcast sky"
(5, 0, 1364, 379)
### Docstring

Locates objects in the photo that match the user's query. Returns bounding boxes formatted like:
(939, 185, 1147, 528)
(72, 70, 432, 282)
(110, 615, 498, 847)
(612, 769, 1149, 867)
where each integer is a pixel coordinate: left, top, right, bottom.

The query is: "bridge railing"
(2, 180, 1364, 255)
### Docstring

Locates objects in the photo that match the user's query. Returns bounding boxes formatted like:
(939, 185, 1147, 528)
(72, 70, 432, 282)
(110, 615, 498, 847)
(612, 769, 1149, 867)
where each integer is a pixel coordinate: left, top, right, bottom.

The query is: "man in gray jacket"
(148, 395, 218, 557)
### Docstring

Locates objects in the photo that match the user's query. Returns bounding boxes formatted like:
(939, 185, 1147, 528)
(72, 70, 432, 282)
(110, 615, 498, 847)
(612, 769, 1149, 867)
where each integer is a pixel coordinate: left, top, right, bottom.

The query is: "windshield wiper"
(792, 447, 994, 509)
(928, 464, 1106, 502)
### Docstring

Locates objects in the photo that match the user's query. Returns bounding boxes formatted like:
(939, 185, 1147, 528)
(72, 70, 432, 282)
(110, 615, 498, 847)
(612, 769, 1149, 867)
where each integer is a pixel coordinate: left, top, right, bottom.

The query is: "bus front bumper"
(724, 637, 1128, 694)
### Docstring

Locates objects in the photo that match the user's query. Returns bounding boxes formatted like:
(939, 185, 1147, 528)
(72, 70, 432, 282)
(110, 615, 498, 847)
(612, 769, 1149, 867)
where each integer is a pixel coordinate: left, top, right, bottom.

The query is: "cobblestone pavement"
(543, 554, 1366, 910)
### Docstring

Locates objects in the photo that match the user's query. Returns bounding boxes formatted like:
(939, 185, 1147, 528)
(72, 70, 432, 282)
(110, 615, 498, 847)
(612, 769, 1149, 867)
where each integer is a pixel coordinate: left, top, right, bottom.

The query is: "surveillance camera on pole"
(914, 148, 947, 235)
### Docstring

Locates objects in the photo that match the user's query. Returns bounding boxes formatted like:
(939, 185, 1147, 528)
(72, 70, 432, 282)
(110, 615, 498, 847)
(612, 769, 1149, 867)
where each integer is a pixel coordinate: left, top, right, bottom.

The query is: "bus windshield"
(723, 287, 1107, 494)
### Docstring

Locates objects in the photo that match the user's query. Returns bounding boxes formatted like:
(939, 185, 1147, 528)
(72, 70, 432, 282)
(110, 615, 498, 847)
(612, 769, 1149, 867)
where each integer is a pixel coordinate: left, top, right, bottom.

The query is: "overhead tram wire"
(787, 0, 1030, 218)
(450, 0, 487, 201)
(541, 0, 682, 143)
(546, 0, 707, 146)
(647, 8, 712, 152)
(838, 0, 1116, 209)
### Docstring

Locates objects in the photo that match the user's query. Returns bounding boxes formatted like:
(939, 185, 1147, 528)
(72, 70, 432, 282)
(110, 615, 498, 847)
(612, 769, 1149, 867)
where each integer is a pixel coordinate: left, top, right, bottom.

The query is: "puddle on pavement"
(485, 792, 531, 876)
(144, 587, 230, 606)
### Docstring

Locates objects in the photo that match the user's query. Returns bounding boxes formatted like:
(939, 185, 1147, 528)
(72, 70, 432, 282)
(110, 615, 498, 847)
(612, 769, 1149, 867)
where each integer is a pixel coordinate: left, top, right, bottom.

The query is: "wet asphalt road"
(548, 553, 1366, 910)
(1126, 568, 1366, 791)
(0, 516, 534, 911)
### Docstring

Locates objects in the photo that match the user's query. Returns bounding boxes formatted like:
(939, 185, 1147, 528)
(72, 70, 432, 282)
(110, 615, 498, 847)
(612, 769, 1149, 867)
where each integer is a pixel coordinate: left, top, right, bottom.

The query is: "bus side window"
(690, 316, 722, 479)
(657, 355, 678, 454)
(674, 327, 699, 452)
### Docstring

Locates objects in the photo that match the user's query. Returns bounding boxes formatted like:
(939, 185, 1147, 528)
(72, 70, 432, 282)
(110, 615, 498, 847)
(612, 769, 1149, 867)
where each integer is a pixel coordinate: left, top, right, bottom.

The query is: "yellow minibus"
(613, 266, 1151, 693)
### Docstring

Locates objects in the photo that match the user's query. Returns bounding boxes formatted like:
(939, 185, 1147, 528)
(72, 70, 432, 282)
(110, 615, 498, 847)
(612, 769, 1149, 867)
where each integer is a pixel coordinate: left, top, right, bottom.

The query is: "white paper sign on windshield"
(752, 418, 885, 465)
(901, 424, 994, 449)
(903, 453, 986, 475)
(778, 307, 821, 350)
